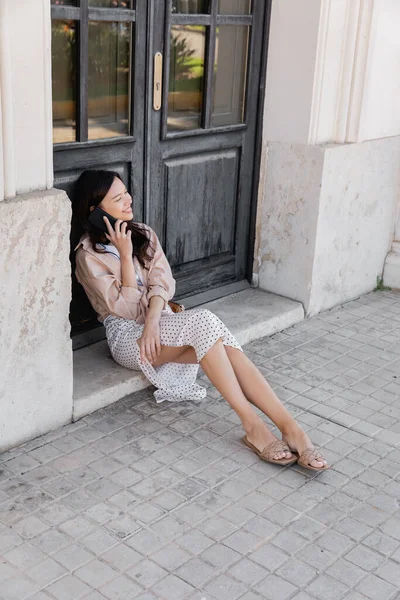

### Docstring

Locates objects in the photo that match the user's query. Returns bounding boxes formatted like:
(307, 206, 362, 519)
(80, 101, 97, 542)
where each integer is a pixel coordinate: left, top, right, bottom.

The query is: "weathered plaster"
(257, 137, 400, 315)
(0, 189, 73, 451)
(256, 142, 325, 308)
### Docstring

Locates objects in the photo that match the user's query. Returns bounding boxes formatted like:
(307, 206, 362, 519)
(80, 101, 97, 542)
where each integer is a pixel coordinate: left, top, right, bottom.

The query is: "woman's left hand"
(140, 317, 161, 364)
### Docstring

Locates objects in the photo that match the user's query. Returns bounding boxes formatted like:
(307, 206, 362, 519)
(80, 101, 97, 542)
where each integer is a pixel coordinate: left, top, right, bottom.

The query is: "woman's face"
(95, 177, 133, 221)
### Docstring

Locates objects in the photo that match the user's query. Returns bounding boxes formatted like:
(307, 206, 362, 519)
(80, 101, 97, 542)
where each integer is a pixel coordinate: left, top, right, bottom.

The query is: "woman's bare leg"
(140, 339, 291, 460)
(225, 347, 327, 468)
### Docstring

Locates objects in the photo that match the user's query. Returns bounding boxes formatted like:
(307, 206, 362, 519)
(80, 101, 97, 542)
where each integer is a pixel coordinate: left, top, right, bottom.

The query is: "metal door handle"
(153, 52, 163, 111)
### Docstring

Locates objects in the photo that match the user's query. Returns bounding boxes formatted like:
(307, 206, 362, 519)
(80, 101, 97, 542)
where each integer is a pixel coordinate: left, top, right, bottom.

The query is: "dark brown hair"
(73, 169, 153, 268)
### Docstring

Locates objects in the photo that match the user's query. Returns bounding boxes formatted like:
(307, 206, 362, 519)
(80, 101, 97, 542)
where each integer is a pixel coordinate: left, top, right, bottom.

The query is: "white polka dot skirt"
(104, 308, 243, 403)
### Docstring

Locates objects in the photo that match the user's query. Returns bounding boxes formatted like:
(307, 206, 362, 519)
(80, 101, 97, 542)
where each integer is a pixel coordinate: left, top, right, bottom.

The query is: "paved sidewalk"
(1, 291, 400, 600)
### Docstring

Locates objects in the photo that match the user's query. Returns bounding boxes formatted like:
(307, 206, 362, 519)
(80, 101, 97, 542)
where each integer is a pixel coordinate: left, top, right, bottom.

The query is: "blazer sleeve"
(146, 228, 176, 307)
(75, 249, 144, 321)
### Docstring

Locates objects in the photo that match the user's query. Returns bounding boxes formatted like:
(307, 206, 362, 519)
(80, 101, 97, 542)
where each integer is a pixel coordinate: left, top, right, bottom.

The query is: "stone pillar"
(0, 0, 73, 450)
(256, 0, 400, 314)
(383, 207, 400, 290)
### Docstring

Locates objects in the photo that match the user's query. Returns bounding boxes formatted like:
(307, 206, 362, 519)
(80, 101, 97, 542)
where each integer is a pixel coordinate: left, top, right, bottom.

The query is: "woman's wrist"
(146, 312, 161, 323)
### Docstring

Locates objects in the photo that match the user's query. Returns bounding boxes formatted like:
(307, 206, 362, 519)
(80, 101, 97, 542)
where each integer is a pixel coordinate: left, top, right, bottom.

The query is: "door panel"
(164, 149, 238, 267)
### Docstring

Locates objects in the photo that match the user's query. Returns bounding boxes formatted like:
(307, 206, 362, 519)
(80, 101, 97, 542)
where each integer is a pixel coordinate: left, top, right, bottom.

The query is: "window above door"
(51, 0, 135, 145)
(165, 0, 253, 136)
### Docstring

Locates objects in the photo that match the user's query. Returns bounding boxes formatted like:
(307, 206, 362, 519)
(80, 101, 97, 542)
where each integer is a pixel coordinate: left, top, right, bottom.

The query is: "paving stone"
(0, 575, 41, 600)
(197, 544, 239, 571)
(306, 574, 349, 600)
(316, 529, 355, 555)
(46, 575, 92, 600)
(345, 544, 385, 571)
(152, 542, 192, 571)
(356, 573, 398, 600)
(81, 529, 119, 555)
(125, 528, 165, 556)
(271, 529, 308, 555)
(250, 543, 290, 571)
(175, 557, 217, 587)
(26, 557, 67, 587)
(99, 574, 143, 600)
(204, 574, 248, 600)
(227, 557, 269, 586)
(31, 529, 72, 555)
(75, 560, 119, 589)
(151, 574, 195, 600)
(12, 516, 50, 539)
(276, 558, 317, 587)
(53, 543, 95, 571)
(362, 531, 400, 556)
(255, 574, 298, 600)
(326, 557, 366, 587)
(4, 541, 47, 570)
(126, 558, 168, 588)
(374, 559, 400, 588)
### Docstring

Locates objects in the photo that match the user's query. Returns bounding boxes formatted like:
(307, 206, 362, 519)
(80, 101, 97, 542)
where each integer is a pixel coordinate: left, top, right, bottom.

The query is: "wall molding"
(309, 0, 331, 145)
(345, 0, 374, 142)
(309, 0, 375, 145)
(0, 0, 16, 200)
(42, 0, 54, 189)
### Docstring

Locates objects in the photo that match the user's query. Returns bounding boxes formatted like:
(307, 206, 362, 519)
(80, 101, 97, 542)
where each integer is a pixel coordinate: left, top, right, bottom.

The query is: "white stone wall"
(0, 190, 73, 452)
(0, 0, 53, 200)
(257, 0, 400, 310)
(257, 138, 400, 314)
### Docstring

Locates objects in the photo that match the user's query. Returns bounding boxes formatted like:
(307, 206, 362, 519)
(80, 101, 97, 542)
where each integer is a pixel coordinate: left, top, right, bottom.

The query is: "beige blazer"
(74, 224, 176, 324)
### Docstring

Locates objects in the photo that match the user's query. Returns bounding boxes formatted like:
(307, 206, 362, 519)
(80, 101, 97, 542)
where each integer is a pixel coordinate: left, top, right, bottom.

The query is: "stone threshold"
(73, 289, 304, 420)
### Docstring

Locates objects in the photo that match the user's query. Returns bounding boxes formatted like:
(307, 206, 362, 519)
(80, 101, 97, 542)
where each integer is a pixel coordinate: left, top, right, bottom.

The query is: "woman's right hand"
(104, 217, 133, 258)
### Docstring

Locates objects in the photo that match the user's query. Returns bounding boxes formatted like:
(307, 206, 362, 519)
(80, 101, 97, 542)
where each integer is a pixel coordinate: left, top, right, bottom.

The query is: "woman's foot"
(245, 419, 293, 461)
(282, 426, 328, 469)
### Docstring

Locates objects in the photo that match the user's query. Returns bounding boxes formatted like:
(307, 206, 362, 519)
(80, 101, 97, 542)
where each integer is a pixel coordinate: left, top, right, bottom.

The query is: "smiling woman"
(71, 168, 330, 472)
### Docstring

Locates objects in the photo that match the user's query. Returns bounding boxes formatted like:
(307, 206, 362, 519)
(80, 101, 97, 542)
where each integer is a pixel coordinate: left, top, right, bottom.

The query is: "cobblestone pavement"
(1, 291, 400, 600)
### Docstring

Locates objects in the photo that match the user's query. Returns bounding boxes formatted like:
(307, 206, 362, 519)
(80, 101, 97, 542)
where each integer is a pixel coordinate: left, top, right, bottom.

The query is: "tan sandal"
(296, 447, 329, 472)
(242, 436, 298, 466)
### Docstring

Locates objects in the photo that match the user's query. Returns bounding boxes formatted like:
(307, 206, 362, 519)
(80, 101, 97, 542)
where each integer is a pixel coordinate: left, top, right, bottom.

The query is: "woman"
(74, 170, 328, 471)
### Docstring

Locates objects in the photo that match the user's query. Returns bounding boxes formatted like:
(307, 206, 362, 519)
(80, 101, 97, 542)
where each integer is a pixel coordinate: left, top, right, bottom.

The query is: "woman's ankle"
(243, 415, 264, 435)
(280, 421, 303, 437)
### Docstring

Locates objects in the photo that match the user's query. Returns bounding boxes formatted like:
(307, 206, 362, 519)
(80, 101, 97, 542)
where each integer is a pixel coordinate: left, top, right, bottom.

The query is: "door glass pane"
(88, 0, 133, 7)
(172, 1, 209, 14)
(218, 0, 251, 14)
(51, 1, 76, 5)
(88, 21, 132, 140)
(212, 25, 249, 127)
(168, 26, 206, 132)
(52, 20, 77, 144)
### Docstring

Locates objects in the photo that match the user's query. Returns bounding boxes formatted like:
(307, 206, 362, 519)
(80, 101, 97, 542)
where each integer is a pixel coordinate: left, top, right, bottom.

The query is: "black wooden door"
(145, 0, 265, 298)
(51, 0, 267, 348)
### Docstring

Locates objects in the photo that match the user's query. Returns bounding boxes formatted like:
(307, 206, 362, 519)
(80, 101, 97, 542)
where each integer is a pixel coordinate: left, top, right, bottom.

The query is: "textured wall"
(0, 189, 73, 451)
(257, 137, 400, 315)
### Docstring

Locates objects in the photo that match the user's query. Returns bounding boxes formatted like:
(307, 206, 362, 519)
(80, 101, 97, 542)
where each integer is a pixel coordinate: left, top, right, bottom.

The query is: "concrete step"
(73, 289, 304, 420)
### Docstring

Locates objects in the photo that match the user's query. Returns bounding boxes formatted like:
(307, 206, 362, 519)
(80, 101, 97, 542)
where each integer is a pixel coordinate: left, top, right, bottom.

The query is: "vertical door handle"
(153, 52, 163, 111)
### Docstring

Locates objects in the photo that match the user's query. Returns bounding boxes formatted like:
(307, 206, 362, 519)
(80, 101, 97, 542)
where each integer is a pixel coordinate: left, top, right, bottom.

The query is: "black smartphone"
(88, 206, 118, 234)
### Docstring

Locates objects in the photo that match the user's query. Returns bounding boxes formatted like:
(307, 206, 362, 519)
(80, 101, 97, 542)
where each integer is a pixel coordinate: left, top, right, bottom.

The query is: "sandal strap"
(299, 447, 324, 465)
(261, 440, 291, 460)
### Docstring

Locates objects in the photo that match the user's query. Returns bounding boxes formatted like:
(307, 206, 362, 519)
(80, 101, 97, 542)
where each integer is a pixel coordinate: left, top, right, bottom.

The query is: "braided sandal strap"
(261, 440, 291, 461)
(299, 447, 325, 466)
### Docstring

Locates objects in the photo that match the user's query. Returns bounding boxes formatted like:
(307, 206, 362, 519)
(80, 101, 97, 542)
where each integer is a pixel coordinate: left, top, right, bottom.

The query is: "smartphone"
(88, 206, 119, 234)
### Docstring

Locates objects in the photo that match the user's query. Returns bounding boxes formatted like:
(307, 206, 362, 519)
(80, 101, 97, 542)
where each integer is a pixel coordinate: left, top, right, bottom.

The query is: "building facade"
(1, 0, 399, 451)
